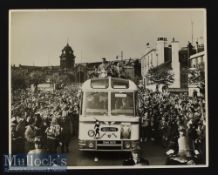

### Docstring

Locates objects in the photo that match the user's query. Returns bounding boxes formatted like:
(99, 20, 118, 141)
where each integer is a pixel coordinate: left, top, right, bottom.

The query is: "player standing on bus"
(98, 58, 108, 78)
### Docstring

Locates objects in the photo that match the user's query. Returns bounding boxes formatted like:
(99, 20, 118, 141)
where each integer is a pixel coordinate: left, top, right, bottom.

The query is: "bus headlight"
(124, 141, 131, 149)
(78, 140, 95, 149)
(88, 141, 95, 148)
(88, 130, 95, 137)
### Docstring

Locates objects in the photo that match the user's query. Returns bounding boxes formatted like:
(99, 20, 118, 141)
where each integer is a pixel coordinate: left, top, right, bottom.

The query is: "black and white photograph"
(8, 9, 208, 170)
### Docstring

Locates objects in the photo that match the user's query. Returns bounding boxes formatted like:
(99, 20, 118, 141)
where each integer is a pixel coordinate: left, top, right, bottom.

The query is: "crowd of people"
(11, 86, 81, 155)
(138, 83, 206, 165)
(11, 65, 206, 165)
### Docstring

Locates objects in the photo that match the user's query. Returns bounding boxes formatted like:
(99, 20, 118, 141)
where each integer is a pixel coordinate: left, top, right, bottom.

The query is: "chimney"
(156, 37, 167, 65)
(170, 38, 180, 88)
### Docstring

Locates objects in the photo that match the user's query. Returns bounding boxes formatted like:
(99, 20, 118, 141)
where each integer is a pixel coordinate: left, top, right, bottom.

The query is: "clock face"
(62, 57, 66, 61)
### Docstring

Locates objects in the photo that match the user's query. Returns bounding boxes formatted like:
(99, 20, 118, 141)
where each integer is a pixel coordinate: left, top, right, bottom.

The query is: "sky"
(10, 9, 206, 66)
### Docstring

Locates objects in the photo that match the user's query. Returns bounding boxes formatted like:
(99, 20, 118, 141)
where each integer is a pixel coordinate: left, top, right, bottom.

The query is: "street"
(66, 137, 167, 166)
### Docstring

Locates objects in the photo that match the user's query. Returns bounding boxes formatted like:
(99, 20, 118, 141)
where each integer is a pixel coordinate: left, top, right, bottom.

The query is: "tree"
(146, 66, 175, 86)
(50, 72, 74, 85)
(29, 71, 45, 86)
(11, 69, 29, 90)
(186, 63, 205, 96)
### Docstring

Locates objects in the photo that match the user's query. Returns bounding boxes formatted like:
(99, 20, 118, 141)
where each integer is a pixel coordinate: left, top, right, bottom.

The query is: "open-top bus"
(78, 77, 140, 151)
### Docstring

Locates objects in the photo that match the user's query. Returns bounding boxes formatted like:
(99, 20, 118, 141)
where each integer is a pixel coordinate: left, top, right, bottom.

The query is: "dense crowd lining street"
(11, 78, 206, 165)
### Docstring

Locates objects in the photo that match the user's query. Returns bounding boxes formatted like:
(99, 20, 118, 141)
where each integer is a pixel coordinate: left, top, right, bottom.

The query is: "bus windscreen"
(111, 92, 134, 116)
(85, 92, 108, 115)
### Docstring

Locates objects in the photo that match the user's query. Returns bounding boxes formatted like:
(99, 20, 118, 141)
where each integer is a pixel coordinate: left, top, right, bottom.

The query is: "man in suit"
(98, 58, 108, 78)
(123, 147, 149, 166)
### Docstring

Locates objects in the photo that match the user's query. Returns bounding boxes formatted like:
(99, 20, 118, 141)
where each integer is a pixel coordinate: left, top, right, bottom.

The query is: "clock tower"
(60, 43, 75, 70)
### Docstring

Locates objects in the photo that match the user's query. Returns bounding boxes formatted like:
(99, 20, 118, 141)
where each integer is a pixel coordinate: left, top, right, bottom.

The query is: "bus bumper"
(78, 140, 139, 151)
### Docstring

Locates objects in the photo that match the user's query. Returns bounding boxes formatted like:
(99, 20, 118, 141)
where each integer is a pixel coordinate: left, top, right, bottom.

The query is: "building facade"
(141, 37, 182, 89)
(188, 51, 206, 96)
(189, 51, 205, 69)
(60, 43, 75, 70)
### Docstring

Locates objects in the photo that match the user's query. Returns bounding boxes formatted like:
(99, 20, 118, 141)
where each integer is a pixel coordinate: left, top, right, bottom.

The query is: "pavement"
(66, 137, 167, 166)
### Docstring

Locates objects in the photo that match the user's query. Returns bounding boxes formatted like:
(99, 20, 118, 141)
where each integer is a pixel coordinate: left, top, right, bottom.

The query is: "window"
(85, 92, 108, 115)
(112, 79, 129, 89)
(150, 56, 153, 66)
(111, 92, 134, 116)
(91, 79, 109, 89)
(147, 57, 149, 67)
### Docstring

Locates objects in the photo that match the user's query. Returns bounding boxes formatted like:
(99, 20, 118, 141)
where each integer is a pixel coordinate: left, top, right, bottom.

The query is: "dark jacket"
(123, 157, 149, 166)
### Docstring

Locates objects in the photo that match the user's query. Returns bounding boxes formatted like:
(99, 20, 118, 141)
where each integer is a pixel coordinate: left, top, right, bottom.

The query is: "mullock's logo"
(3, 154, 67, 172)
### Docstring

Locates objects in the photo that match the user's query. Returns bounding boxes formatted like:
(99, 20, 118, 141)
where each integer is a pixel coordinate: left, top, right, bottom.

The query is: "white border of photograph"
(8, 8, 208, 169)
